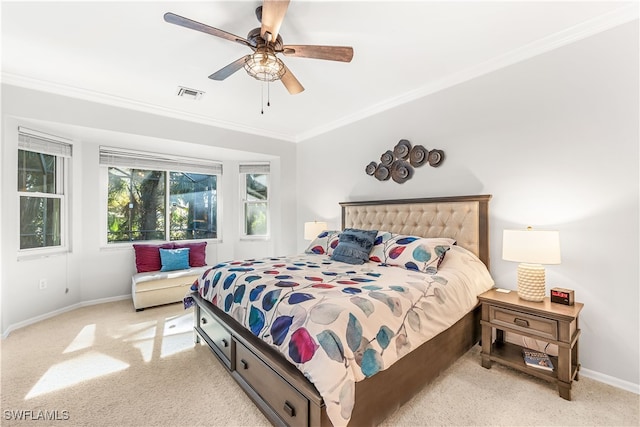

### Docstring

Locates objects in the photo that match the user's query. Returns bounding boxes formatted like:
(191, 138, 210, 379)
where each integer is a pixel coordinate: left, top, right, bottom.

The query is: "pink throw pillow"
(133, 243, 174, 273)
(174, 241, 207, 267)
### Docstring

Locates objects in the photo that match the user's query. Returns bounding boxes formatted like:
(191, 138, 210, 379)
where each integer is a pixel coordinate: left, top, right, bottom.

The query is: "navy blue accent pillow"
(330, 228, 378, 265)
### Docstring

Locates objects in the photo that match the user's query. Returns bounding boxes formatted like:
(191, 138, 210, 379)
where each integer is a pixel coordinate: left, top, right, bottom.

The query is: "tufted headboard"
(340, 194, 491, 268)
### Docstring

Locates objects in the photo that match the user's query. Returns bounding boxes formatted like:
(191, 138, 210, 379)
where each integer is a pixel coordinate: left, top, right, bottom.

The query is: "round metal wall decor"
(428, 149, 445, 167)
(365, 161, 377, 175)
(366, 139, 445, 184)
(390, 160, 413, 183)
(374, 164, 391, 181)
(380, 150, 394, 166)
(393, 139, 411, 160)
(409, 145, 427, 167)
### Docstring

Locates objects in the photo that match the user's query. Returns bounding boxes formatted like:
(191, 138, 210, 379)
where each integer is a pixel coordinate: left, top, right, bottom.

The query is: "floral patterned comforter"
(189, 245, 494, 426)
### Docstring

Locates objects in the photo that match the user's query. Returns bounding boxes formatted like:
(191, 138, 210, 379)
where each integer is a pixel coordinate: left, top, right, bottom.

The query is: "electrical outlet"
(39, 279, 47, 290)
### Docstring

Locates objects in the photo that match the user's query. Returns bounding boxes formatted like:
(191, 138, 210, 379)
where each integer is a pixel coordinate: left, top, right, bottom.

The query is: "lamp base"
(517, 263, 546, 302)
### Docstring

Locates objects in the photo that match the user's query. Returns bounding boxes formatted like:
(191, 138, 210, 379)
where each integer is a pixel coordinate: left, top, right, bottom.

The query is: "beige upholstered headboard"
(340, 194, 491, 268)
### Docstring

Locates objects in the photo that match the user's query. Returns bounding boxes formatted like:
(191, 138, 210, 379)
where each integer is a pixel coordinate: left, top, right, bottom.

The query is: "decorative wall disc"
(390, 160, 413, 183)
(365, 161, 377, 175)
(393, 139, 412, 160)
(428, 149, 444, 167)
(409, 145, 427, 167)
(374, 164, 391, 181)
(380, 150, 394, 167)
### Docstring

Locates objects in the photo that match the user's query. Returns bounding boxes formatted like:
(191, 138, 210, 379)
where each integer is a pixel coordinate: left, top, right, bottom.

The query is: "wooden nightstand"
(478, 288, 584, 400)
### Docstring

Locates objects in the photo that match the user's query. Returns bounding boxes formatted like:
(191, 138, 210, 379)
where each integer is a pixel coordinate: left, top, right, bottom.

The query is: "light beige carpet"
(1, 299, 638, 426)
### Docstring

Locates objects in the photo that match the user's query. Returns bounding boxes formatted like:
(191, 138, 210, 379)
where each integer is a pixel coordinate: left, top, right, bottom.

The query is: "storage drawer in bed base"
(195, 302, 234, 370)
(192, 294, 328, 427)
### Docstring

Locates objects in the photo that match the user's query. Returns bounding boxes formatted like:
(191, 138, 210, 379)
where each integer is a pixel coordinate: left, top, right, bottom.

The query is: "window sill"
(240, 236, 270, 242)
(17, 249, 69, 261)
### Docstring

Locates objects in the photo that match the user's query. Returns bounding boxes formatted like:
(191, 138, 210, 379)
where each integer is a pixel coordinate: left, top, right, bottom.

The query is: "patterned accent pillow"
(330, 228, 378, 265)
(159, 248, 191, 272)
(369, 232, 455, 273)
(305, 230, 341, 256)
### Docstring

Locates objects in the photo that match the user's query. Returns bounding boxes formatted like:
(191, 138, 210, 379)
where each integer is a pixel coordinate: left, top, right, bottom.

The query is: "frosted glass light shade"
(503, 228, 561, 302)
(304, 221, 327, 240)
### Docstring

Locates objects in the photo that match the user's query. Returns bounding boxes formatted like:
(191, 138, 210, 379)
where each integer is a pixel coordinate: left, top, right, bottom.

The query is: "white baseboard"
(579, 367, 640, 395)
(1, 294, 131, 339)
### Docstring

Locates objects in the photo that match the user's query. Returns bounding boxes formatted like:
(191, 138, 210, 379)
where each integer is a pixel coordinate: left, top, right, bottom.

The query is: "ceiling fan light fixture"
(244, 47, 285, 82)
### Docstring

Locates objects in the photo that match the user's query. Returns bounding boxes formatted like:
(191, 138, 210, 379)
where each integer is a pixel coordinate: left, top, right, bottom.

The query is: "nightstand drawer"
(489, 306, 558, 340)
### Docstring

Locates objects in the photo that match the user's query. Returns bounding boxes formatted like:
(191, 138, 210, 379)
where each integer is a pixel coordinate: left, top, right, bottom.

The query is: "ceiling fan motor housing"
(247, 27, 283, 50)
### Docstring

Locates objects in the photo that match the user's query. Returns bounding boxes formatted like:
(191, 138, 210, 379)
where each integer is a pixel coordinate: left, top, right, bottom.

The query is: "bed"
(188, 194, 493, 426)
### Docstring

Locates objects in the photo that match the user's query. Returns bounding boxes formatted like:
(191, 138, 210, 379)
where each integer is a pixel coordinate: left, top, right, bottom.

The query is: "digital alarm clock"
(550, 287, 574, 306)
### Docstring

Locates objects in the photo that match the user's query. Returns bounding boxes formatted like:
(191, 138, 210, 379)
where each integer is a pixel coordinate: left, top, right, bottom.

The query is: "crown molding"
(296, 4, 639, 142)
(1, 73, 297, 143)
(2, 4, 637, 144)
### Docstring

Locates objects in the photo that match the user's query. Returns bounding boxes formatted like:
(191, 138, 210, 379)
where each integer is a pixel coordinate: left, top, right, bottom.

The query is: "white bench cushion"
(132, 266, 209, 309)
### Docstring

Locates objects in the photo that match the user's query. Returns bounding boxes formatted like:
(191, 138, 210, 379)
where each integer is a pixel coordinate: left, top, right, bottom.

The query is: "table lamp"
(304, 221, 327, 240)
(502, 227, 561, 302)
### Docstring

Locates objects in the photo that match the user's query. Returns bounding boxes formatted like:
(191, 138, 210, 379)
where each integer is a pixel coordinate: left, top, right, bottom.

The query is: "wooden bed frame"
(192, 194, 492, 426)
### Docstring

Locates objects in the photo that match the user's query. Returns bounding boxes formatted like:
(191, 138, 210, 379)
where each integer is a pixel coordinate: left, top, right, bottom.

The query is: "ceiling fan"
(164, 0, 354, 95)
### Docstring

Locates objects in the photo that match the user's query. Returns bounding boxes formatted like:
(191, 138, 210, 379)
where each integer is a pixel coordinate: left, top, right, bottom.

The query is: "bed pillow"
(305, 230, 341, 256)
(174, 241, 207, 267)
(159, 248, 191, 272)
(133, 243, 175, 273)
(369, 233, 455, 274)
(330, 228, 378, 265)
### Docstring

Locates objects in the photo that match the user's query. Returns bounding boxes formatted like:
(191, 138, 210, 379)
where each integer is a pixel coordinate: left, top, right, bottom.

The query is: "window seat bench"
(131, 266, 209, 311)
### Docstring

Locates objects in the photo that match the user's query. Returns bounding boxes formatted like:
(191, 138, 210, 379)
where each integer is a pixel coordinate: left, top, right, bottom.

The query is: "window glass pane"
(170, 172, 217, 240)
(18, 149, 56, 193)
(246, 174, 268, 201)
(20, 196, 61, 249)
(245, 202, 267, 236)
(107, 168, 165, 242)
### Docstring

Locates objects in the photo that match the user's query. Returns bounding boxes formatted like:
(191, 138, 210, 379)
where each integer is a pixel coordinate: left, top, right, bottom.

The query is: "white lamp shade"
(502, 229, 561, 265)
(304, 221, 328, 240)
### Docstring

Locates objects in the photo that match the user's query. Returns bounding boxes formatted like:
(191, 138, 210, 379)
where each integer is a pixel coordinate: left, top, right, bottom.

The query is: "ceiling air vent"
(176, 86, 204, 100)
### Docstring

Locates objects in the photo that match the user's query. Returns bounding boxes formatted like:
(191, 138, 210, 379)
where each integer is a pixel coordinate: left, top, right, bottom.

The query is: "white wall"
(1, 86, 298, 334)
(296, 21, 639, 389)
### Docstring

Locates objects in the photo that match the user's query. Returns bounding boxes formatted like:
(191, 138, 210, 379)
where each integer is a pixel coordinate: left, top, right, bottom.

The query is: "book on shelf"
(522, 348, 554, 371)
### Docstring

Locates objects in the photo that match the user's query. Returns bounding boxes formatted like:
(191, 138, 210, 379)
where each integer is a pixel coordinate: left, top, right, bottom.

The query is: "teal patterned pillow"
(305, 230, 341, 256)
(330, 228, 378, 265)
(369, 232, 454, 273)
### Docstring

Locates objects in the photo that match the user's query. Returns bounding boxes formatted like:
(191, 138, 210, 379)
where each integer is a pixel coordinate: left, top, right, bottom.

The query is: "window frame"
(17, 128, 71, 257)
(240, 163, 270, 240)
(100, 147, 222, 246)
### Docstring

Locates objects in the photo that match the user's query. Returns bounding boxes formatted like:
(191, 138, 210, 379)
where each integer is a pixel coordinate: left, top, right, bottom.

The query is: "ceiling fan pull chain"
(267, 80, 271, 107)
(261, 81, 264, 114)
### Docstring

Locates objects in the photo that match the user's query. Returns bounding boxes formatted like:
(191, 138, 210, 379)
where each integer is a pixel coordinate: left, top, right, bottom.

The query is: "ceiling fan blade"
(164, 12, 254, 48)
(208, 56, 250, 80)
(282, 45, 354, 62)
(260, 0, 290, 42)
(280, 63, 304, 95)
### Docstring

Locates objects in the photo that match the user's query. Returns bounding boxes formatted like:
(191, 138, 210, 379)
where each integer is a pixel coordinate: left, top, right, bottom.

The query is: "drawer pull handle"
(514, 318, 529, 328)
(201, 317, 208, 325)
(221, 339, 228, 348)
(283, 401, 296, 417)
(240, 359, 248, 370)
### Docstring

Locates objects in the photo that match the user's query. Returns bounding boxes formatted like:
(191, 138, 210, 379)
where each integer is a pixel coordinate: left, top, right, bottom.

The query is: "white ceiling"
(2, 1, 637, 142)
